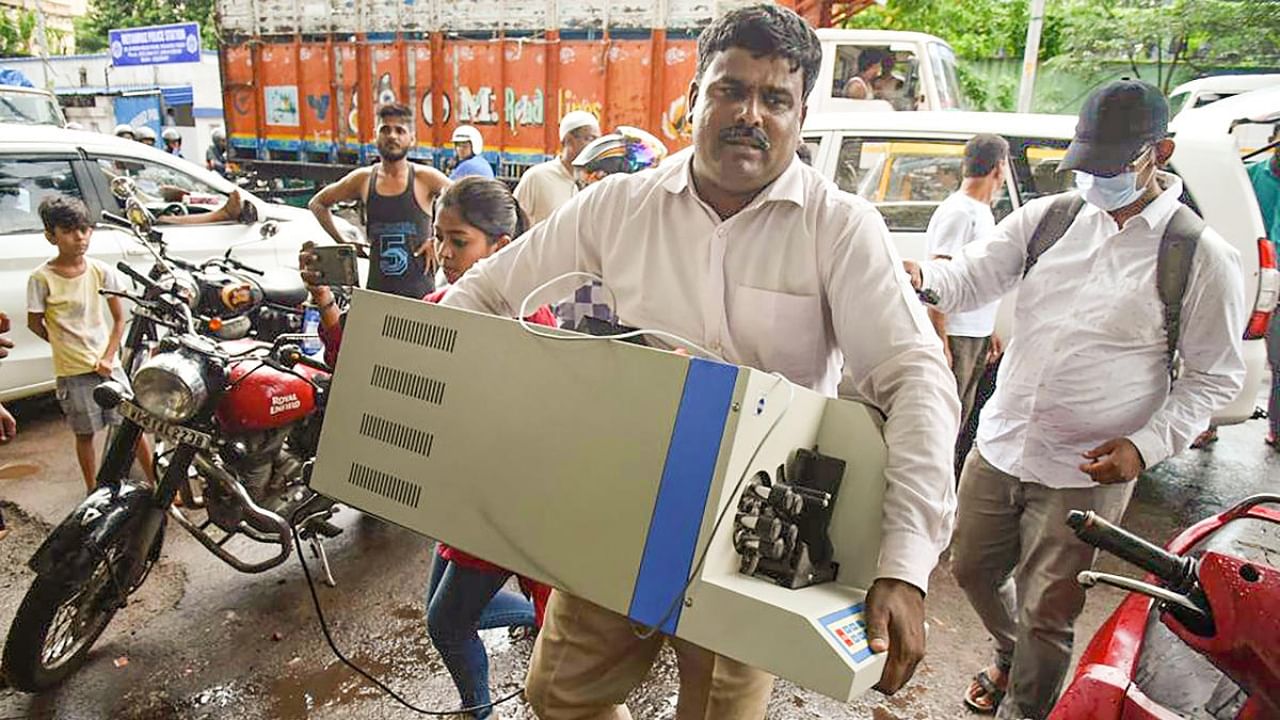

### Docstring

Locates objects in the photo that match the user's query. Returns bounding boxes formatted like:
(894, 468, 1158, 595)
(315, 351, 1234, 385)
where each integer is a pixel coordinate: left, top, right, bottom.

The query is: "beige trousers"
(948, 335, 992, 430)
(525, 590, 774, 720)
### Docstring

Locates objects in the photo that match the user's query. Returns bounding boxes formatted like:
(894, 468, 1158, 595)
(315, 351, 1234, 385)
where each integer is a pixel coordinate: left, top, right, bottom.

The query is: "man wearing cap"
(514, 111, 601, 226)
(905, 81, 1246, 718)
(449, 125, 495, 180)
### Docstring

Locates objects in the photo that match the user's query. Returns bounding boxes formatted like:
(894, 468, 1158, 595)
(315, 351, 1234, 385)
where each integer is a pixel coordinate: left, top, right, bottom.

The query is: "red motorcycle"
(2, 266, 339, 692)
(1050, 494, 1280, 720)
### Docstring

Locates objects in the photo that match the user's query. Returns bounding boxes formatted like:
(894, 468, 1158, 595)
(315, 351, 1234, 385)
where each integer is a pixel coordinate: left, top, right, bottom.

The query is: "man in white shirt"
(443, 5, 959, 718)
(514, 111, 601, 226)
(925, 134, 1008, 460)
(905, 81, 1247, 719)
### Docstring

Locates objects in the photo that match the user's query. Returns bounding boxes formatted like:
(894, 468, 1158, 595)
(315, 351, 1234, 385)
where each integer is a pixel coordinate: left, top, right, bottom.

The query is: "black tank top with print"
(365, 164, 434, 299)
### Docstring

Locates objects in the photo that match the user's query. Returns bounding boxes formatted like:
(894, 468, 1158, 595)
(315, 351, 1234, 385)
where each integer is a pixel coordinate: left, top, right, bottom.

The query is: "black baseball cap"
(1061, 80, 1169, 177)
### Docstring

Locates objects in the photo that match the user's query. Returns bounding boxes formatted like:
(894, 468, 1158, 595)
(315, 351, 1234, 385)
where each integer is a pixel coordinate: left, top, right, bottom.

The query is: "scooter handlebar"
(1067, 510, 1197, 591)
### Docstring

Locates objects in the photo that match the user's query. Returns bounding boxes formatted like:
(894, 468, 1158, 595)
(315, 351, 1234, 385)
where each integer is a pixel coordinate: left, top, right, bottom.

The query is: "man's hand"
(986, 333, 1004, 366)
(94, 356, 114, 378)
(414, 237, 437, 274)
(1079, 438, 1145, 484)
(0, 402, 15, 443)
(903, 260, 923, 291)
(866, 577, 927, 695)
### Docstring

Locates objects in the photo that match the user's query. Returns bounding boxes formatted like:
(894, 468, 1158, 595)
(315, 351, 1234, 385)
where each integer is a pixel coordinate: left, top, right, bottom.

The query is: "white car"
(0, 124, 361, 401)
(801, 111, 1277, 426)
(1169, 74, 1280, 118)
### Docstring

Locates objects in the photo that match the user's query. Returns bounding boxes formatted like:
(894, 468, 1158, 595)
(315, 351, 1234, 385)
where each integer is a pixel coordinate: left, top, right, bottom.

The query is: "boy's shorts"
(55, 370, 128, 435)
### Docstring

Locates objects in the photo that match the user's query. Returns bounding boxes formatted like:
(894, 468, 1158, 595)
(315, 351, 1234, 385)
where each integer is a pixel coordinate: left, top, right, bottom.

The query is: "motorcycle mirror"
(258, 218, 277, 238)
(124, 198, 156, 237)
(110, 175, 138, 201)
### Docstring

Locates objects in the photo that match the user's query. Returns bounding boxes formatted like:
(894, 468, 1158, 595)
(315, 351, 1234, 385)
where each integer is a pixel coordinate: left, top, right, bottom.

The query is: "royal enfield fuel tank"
(216, 358, 321, 433)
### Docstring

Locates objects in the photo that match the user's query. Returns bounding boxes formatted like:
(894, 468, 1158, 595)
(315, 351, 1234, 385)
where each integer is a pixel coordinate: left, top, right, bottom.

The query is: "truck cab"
(0, 85, 67, 127)
(809, 29, 967, 114)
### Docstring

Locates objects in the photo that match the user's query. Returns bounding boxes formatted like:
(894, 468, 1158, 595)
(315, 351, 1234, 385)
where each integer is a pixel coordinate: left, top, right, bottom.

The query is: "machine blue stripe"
(628, 358, 738, 634)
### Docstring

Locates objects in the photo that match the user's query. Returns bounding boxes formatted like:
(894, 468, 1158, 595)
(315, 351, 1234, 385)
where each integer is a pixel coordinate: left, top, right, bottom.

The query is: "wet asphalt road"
(0, 393, 1276, 720)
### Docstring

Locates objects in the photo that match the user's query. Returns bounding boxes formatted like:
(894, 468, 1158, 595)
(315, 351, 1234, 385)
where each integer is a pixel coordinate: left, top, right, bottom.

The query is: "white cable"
(516, 271, 722, 361)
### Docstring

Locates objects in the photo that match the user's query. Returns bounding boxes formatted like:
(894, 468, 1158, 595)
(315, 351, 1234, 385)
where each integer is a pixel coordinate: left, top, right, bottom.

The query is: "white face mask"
(1073, 147, 1153, 211)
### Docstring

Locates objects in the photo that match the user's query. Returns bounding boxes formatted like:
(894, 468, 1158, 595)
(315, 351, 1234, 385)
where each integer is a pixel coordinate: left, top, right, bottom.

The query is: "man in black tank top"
(308, 102, 451, 299)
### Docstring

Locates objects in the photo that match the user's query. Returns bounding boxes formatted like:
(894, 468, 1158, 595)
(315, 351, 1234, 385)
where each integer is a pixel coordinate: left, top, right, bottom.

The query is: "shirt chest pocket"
(729, 285, 826, 386)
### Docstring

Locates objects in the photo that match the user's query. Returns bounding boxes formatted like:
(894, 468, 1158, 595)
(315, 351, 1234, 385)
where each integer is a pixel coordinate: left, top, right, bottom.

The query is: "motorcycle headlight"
(133, 353, 209, 423)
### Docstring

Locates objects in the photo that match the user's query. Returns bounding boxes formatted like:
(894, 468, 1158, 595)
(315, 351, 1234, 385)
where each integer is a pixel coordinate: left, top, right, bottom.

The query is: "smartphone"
(309, 244, 360, 287)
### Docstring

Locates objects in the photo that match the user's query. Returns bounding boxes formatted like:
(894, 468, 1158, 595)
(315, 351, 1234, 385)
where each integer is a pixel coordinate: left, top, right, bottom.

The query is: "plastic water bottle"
(302, 305, 322, 357)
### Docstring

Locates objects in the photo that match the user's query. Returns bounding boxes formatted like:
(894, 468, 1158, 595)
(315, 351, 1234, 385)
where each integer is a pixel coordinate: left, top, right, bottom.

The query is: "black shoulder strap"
(1024, 192, 1086, 277)
(1157, 204, 1204, 381)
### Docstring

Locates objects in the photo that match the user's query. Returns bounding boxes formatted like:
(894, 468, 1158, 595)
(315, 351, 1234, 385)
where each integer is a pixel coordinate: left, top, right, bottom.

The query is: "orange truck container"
(215, 0, 853, 182)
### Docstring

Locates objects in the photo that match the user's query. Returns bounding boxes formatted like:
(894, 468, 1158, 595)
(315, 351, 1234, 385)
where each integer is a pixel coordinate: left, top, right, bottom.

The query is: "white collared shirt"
(922, 173, 1247, 489)
(514, 158, 578, 227)
(443, 149, 960, 592)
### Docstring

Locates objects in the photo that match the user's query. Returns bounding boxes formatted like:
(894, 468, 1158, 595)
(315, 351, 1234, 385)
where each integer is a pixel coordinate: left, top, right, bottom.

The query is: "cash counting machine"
(310, 289, 891, 701)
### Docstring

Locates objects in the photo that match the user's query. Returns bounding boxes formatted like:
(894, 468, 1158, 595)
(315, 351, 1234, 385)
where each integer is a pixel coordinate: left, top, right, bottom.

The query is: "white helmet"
(136, 126, 157, 142)
(211, 126, 226, 142)
(161, 127, 181, 142)
(450, 125, 483, 155)
(113, 123, 134, 138)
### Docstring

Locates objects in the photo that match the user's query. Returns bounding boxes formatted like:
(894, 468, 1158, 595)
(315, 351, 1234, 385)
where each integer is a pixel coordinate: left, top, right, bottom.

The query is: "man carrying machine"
(429, 5, 959, 717)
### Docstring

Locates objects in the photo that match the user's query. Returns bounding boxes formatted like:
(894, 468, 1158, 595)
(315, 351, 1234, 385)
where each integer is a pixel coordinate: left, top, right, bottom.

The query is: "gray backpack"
(1023, 191, 1205, 381)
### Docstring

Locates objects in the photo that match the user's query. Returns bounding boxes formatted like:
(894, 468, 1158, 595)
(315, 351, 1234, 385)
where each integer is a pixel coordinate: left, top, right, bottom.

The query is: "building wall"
(0, 0, 86, 55)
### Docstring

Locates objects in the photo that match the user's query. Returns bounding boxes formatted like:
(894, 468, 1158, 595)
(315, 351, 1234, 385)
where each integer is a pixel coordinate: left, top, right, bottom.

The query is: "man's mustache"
(720, 126, 771, 151)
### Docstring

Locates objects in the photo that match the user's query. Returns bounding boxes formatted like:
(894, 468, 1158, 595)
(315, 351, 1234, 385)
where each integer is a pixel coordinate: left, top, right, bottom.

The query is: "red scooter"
(1050, 494, 1280, 720)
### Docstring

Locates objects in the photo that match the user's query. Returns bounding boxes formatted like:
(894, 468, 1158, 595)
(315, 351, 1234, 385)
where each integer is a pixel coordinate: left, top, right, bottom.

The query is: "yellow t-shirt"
(26, 258, 123, 377)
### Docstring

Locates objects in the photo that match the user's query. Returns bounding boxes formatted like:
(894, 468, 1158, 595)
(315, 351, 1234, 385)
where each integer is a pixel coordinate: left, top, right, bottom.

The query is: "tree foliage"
(845, 0, 1280, 99)
(843, 0, 1070, 62)
(0, 7, 37, 57)
(75, 0, 218, 54)
(1052, 0, 1280, 95)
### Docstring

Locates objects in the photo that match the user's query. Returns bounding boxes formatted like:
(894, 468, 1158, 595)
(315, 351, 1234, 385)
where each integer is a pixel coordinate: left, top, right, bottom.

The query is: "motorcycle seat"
(258, 270, 309, 307)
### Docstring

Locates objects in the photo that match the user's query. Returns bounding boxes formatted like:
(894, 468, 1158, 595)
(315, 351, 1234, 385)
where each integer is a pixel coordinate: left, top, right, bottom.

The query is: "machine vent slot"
(370, 364, 446, 405)
(381, 314, 457, 353)
(359, 413, 434, 457)
(347, 462, 422, 509)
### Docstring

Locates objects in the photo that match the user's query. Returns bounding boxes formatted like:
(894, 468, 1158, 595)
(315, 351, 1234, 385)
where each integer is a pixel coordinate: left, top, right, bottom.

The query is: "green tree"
(75, 0, 218, 54)
(0, 7, 37, 57)
(843, 0, 1069, 62)
(1052, 0, 1280, 95)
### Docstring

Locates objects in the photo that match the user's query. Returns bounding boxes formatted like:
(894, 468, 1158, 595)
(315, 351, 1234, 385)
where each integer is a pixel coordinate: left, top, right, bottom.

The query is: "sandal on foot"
(963, 668, 1006, 714)
(1190, 429, 1219, 449)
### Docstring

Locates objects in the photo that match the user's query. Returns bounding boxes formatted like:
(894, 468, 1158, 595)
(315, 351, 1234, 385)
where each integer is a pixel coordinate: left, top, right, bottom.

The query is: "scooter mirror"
(258, 218, 278, 238)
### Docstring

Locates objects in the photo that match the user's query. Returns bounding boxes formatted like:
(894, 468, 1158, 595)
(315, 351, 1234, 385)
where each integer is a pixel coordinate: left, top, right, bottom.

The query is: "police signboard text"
(109, 23, 201, 67)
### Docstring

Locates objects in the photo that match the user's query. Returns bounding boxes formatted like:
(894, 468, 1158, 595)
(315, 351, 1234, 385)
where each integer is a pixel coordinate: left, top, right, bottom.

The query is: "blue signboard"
(109, 23, 201, 67)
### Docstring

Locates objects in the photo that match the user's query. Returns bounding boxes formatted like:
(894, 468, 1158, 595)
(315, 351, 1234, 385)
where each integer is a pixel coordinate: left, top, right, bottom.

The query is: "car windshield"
(96, 157, 226, 211)
(0, 89, 63, 126)
(929, 43, 966, 110)
(831, 43, 923, 111)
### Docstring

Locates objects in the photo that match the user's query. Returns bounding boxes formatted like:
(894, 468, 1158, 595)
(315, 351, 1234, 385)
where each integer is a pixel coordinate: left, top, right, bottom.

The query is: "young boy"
(26, 196, 157, 493)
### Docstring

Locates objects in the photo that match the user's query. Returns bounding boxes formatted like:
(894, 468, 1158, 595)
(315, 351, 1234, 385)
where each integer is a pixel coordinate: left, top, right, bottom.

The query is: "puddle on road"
(268, 601, 521, 718)
(0, 461, 41, 479)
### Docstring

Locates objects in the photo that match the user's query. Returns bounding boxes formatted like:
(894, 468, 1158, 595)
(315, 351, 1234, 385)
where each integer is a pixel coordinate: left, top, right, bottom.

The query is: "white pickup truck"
(810, 29, 968, 113)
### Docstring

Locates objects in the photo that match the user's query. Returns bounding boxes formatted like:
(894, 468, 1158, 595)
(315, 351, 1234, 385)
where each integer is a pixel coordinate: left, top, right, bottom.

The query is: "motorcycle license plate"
(118, 401, 213, 451)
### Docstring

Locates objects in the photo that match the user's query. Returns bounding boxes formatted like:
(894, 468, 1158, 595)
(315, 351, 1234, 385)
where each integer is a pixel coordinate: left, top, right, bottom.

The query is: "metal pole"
(1016, 0, 1046, 113)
